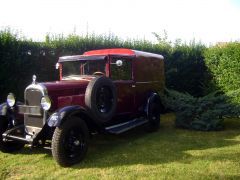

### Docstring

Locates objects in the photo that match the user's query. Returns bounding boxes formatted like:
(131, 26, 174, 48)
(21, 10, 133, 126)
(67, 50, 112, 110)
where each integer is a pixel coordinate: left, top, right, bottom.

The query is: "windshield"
(62, 60, 106, 80)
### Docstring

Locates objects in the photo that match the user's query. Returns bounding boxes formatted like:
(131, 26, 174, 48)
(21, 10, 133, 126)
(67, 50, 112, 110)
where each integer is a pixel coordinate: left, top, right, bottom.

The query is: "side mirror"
(55, 63, 60, 70)
(116, 60, 123, 67)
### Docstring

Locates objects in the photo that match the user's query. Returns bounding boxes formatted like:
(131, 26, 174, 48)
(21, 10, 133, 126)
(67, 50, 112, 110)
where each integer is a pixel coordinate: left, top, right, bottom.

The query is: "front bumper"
(2, 125, 33, 143)
(0, 102, 51, 146)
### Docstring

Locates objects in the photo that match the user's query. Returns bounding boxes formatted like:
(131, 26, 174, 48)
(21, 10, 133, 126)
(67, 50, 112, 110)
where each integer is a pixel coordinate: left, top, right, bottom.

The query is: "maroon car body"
(0, 48, 165, 167)
(48, 49, 164, 116)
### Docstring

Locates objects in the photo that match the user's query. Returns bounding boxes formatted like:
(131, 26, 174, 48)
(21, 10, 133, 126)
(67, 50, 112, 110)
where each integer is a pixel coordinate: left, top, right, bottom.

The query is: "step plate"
(105, 118, 148, 134)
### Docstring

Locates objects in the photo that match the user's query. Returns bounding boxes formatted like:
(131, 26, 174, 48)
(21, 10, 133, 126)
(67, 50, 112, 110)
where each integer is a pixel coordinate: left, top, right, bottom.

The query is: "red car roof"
(83, 48, 135, 56)
(59, 48, 164, 62)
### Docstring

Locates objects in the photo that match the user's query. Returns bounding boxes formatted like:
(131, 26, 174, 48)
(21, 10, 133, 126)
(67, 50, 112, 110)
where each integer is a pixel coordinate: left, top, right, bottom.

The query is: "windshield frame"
(59, 56, 107, 80)
(59, 55, 106, 62)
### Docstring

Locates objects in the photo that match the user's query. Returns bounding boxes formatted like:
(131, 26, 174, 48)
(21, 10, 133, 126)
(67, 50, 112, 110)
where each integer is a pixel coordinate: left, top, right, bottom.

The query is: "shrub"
(165, 41, 206, 96)
(162, 89, 240, 131)
(204, 42, 240, 95)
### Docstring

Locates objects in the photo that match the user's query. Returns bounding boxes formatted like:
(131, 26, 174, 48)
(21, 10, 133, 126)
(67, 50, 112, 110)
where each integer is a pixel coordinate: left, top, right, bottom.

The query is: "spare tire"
(85, 76, 117, 123)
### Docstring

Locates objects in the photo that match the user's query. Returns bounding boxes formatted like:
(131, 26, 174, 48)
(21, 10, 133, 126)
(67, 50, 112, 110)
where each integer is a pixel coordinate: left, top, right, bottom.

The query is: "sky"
(0, 0, 240, 44)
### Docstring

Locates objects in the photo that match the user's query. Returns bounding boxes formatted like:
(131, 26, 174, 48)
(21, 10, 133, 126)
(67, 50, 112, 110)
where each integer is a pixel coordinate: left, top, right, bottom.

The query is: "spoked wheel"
(64, 128, 86, 158)
(0, 116, 25, 153)
(52, 117, 89, 167)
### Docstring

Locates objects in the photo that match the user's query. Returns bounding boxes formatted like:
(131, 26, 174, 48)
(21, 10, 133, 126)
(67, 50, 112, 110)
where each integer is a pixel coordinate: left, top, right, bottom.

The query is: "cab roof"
(84, 48, 164, 59)
(59, 48, 164, 62)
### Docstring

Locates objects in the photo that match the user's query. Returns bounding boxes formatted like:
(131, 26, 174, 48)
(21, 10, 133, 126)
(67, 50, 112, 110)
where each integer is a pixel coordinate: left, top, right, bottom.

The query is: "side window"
(111, 58, 132, 80)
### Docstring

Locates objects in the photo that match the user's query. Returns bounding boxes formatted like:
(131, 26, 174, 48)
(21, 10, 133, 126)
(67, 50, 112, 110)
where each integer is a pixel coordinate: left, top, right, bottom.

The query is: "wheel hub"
(73, 140, 80, 146)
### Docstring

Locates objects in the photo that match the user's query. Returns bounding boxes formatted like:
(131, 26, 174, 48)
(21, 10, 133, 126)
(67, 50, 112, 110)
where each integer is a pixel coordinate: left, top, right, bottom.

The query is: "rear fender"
(47, 105, 96, 128)
(145, 93, 162, 117)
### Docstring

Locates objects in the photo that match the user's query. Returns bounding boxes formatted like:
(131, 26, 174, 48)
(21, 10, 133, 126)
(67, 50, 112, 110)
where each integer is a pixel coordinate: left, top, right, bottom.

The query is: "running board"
(105, 118, 148, 134)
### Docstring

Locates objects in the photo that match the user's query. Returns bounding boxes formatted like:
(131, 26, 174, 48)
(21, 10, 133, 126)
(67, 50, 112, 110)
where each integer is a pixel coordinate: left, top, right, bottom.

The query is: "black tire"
(0, 116, 25, 152)
(146, 98, 161, 132)
(52, 117, 89, 167)
(85, 76, 117, 123)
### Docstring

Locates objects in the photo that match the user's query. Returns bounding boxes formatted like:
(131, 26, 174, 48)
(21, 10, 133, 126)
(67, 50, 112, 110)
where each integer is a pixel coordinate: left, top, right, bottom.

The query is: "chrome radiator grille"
(25, 89, 43, 106)
(23, 85, 45, 129)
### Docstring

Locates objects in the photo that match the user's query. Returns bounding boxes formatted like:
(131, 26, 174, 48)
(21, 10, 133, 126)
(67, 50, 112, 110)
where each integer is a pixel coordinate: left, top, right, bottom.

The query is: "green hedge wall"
(204, 42, 240, 104)
(0, 30, 208, 101)
(165, 42, 206, 96)
(0, 31, 58, 101)
(204, 43, 240, 91)
(1, 30, 239, 104)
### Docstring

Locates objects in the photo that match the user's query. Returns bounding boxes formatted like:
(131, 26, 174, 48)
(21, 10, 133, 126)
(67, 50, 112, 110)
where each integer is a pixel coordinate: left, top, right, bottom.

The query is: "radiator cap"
(32, 75, 37, 84)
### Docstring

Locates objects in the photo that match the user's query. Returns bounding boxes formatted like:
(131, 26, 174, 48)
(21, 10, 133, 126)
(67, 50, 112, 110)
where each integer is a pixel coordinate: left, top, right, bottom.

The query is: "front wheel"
(51, 117, 89, 167)
(0, 116, 25, 152)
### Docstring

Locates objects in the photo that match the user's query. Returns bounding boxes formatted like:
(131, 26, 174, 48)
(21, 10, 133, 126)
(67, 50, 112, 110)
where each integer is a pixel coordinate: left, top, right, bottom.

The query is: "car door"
(110, 57, 135, 116)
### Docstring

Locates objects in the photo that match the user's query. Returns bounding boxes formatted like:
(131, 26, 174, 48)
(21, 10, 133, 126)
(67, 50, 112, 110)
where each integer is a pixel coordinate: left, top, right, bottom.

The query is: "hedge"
(0, 30, 207, 101)
(204, 42, 240, 104)
(165, 42, 206, 96)
(0, 30, 239, 102)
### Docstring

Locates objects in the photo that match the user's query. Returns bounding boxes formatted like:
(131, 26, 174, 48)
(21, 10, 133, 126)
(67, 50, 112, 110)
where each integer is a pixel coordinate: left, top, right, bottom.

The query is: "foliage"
(204, 42, 240, 97)
(0, 29, 239, 102)
(0, 30, 170, 101)
(165, 41, 206, 96)
(162, 89, 240, 131)
(0, 29, 208, 101)
(152, 32, 207, 96)
(0, 29, 58, 101)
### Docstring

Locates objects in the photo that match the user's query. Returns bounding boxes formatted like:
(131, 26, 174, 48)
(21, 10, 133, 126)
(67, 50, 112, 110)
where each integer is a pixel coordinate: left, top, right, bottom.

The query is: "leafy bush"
(165, 41, 206, 96)
(204, 43, 240, 95)
(162, 89, 240, 131)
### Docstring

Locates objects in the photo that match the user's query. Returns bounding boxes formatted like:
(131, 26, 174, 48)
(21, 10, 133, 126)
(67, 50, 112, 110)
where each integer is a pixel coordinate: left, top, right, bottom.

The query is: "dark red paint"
(45, 49, 164, 118)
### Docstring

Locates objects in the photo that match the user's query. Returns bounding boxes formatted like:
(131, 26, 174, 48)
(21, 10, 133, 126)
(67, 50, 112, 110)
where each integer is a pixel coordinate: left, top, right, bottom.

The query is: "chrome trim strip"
(18, 105, 42, 116)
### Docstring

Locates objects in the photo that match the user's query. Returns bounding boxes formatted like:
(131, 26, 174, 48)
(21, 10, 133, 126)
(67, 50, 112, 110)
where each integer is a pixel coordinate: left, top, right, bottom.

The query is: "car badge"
(32, 75, 37, 84)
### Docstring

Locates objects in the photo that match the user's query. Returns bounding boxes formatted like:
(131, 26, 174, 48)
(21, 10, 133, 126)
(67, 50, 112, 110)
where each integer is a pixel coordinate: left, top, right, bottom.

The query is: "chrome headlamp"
(7, 93, 16, 107)
(40, 95, 51, 111)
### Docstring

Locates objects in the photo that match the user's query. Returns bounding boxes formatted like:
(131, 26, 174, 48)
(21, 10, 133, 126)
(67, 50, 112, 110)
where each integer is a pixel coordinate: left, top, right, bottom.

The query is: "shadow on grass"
(9, 114, 240, 169)
(14, 146, 52, 156)
(72, 114, 240, 169)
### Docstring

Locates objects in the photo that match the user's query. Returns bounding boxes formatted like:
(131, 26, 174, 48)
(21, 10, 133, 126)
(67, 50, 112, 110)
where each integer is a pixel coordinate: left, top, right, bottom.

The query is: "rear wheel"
(146, 98, 161, 132)
(0, 116, 25, 152)
(51, 117, 89, 167)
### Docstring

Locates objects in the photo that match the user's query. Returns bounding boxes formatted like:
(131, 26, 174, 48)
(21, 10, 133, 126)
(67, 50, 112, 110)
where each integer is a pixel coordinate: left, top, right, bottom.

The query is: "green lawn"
(0, 114, 240, 179)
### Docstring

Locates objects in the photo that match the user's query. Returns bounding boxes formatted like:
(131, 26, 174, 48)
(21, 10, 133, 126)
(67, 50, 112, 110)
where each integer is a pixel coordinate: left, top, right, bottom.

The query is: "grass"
(0, 114, 240, 179)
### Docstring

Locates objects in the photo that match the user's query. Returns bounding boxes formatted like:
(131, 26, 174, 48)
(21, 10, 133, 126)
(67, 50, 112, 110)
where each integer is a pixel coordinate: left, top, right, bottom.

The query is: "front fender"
(47, 105, 88, 127)
(0, 103, 7, 116)
(0, 101, 24, 127)
(0, 101, 24, 116)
